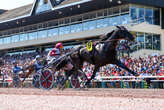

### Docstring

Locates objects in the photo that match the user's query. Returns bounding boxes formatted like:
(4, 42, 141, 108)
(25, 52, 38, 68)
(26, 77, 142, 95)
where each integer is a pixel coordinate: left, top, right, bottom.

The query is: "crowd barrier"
(0, 76, 164, 89)
(93, 76, 164, 88)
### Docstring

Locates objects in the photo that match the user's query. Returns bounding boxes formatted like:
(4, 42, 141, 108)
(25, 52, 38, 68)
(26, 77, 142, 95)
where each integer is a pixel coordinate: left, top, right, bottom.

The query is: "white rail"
(0, 76, 164, 82)
(99, 76, 164, 79)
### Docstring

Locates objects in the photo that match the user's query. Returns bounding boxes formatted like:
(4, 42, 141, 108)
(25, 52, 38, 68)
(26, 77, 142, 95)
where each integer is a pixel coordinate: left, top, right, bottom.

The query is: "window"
(130, 6, 138, 21)
(138, 8, 144, 22)
(11, 35, 19, 43)
(153, 35, 160, 50)
(71, 23, 82, 33)
(130, 5, 160, 25)
(110, 16, 120, 26)
(35, 0, 51, 14)
(136, 32, 144, 50)
(29, 32, 37, 40)
(0, 38, 3, 44)
(83, 20, 96, 31)
(59, 26, 70, 35)
(20, 34, 28, 41)
(134, 32, 160, 51)
(120, 14, 130, 25)
(145, 33, 153, 49)
(145, 8, 153, 24)
(97, 18, 108, 28)
(38, 30, 47, 38)
(48, 28, 58, 37)
(3, 37, 11, 44)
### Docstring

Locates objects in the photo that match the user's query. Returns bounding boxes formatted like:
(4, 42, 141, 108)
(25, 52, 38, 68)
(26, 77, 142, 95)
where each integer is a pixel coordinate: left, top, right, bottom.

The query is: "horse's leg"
(60, 70, 72, 87)
(21, 72, 29, 83)
(115, 60, 138, 76)
(85, 67, 99, 86)
(21, 71, 32, 87)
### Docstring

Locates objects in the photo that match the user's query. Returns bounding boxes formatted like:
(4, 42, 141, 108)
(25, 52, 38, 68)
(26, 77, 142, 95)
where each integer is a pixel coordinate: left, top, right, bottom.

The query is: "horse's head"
(114, 26, 135, 41)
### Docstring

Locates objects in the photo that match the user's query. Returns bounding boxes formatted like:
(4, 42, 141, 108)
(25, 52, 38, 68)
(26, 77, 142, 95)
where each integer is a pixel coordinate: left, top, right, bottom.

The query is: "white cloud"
(0, 0, 34, 10)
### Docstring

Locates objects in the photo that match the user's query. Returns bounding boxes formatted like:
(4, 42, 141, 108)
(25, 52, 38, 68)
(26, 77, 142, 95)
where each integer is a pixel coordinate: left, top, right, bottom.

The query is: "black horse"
(64, 26, 138, 86)
(39, 26, 138, 89)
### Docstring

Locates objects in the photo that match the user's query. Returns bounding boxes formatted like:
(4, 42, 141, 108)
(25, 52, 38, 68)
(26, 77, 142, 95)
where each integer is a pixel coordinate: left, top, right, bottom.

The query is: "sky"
(0, 0, 34, 10)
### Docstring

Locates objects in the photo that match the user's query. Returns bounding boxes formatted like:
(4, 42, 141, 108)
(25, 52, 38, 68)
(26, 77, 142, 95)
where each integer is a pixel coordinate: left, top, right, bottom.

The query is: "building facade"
(0, 0, 163, 56)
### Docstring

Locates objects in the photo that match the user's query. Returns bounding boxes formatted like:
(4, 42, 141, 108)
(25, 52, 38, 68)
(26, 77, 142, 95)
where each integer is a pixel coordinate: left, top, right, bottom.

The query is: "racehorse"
(66, 26, 138, 86)
(21, 58, 47, 84)
(21, 26, 137, 89)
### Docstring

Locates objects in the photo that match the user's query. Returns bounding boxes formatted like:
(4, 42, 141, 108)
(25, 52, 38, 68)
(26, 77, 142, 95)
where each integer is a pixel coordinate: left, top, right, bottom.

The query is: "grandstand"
(0, 0, 163, 56)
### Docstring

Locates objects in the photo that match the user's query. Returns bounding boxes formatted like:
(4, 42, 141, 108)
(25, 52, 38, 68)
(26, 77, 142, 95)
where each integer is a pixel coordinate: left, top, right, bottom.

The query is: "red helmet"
(55, 43, 63, 49)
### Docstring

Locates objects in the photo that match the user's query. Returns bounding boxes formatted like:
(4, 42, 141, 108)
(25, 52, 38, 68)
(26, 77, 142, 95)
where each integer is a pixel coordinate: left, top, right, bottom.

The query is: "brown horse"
(21, 64, 35, 83)
(21, 58, 47, 84)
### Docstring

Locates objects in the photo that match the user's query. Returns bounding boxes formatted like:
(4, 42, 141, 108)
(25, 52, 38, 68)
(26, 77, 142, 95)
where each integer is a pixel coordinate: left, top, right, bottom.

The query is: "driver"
(47, 42, 73, 71)
(47, 43, 74, 89)
(34, 55, 44, 72)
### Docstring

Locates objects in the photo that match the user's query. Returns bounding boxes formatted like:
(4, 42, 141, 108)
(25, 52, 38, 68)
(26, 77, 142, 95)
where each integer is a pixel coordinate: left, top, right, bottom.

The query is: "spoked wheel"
(70, 75, 80, 89)
(70, 70, 87, 89)
(32, 73, 40, 88)
(55, 74, 65, 90)
(13, 75, 21, 88)
(40, 69, 54, 90)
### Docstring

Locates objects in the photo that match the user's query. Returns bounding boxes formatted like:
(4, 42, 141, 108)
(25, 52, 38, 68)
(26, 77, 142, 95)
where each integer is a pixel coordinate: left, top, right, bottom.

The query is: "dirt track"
(0, 88, 164, 110)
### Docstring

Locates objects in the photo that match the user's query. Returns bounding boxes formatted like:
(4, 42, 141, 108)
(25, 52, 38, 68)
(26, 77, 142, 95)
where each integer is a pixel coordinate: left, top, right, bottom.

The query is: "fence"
(0, 76, 164, 89)
(93, 76, 164, 88)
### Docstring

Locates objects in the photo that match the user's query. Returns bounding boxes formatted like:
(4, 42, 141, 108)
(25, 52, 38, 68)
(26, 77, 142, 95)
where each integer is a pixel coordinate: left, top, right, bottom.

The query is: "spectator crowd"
(0, 48, 163, 82)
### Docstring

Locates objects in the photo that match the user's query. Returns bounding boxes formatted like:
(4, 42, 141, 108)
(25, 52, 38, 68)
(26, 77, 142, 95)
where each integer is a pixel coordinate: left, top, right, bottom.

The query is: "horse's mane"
(100, 30, 114, 41)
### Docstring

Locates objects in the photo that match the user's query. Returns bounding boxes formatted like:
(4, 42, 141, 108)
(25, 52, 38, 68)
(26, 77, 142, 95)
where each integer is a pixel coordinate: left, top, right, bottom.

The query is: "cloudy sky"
(0, 0, 34, 10)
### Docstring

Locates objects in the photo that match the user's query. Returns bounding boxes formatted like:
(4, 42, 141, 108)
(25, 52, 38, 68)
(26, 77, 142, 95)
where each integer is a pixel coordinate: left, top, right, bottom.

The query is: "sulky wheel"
(39, 69, 54, 90)
(55, 74, 65, 90)
(13, 74, 21, 88)
(70, 70, 88, 89)
(70, 74, 80, 89)
(32, 73, 40, 88)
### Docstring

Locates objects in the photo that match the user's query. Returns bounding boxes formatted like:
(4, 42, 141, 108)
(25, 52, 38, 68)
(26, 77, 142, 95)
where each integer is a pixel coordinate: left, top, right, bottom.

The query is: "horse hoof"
(80, 88, 88, 91)
(57, 84, 65, 90)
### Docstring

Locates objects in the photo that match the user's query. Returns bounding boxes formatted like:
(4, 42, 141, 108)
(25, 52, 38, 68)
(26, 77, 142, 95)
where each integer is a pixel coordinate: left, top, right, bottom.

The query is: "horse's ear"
(121, 26, 127, 30)
(116, 26, 121, 29)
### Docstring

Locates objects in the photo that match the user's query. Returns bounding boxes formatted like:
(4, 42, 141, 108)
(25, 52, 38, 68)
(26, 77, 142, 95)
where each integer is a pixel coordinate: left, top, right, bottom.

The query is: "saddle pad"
(95, 43, 104, 51)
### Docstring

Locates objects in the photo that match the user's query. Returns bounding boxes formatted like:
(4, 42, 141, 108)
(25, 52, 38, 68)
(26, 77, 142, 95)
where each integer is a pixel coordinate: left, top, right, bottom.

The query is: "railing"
(1, 76, 164, 88)
(97, 76, 164, 81)
(93, 76, 164, 88)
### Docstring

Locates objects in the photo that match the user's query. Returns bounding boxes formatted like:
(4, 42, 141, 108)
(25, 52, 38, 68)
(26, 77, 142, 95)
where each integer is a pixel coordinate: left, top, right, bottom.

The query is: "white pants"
(47, 56, 59, 64)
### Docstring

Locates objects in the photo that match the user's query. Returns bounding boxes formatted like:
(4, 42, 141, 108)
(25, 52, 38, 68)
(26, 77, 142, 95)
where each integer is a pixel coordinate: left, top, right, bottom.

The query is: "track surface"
(0, 88, 164, 110)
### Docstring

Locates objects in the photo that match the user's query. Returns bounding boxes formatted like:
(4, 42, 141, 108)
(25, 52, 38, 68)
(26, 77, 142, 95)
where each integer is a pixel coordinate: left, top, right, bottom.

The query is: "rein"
(98, 38, 124, 43)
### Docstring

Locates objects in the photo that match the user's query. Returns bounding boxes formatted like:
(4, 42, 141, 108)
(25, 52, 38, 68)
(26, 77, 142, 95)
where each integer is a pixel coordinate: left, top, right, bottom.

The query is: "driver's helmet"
(35, 55, 41, 60)
(55, 43, 63, 49)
